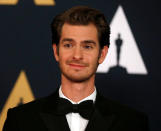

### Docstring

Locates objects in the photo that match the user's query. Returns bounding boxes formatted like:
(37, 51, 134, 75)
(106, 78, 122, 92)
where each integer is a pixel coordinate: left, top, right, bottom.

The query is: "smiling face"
(53, 23, 108, 83)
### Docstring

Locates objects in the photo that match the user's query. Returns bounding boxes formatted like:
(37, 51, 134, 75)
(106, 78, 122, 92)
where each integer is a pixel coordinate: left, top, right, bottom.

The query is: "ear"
(53, 44, 59, 62)
(98, 46, 108, 64)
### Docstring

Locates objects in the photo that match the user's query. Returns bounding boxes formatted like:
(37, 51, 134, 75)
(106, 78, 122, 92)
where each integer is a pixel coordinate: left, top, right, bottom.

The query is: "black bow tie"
(56, 98, 94, 120)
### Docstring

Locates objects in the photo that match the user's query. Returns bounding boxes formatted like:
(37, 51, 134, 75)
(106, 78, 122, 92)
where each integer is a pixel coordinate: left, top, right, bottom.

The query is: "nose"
(73, 46, 83, 60)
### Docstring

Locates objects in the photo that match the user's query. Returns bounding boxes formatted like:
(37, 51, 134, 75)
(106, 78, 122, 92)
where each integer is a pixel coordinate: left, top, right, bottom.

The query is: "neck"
(61, 75, 95, 103)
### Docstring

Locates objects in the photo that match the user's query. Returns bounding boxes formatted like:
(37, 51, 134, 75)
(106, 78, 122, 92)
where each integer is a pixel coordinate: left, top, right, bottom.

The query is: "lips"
(69, 63, 86, 68)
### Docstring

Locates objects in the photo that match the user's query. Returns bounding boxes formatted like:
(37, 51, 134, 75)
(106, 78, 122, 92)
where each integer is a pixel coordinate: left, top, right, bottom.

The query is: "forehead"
(60, 23, 99, 43)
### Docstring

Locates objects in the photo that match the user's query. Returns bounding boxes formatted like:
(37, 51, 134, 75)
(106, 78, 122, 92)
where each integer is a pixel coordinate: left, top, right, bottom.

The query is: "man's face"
(53, 23, 108, 82)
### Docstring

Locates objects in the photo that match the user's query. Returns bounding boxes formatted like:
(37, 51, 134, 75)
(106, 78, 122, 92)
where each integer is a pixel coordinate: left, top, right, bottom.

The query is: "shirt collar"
(59, 86, 96, 104)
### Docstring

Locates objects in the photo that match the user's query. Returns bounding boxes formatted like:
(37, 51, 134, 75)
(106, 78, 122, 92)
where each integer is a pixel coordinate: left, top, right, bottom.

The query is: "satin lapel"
(40, 113, 70, 131)
(39, 90, 70, 131)
(85, 93, 118, 131)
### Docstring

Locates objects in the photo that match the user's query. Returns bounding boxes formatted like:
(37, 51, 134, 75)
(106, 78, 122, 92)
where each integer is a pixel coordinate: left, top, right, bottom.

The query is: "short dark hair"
(51, 6, 110, 48)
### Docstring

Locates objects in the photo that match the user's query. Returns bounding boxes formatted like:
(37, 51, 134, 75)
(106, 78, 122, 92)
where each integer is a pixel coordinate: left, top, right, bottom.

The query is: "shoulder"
(8, 91, 57, 114)
(95, 94, 149, 130)
(3, 92, 58, 131)
(96, 93, 148, 121)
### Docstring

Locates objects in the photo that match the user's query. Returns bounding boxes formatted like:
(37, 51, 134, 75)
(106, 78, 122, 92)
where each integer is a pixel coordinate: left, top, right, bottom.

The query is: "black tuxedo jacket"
(3, 90, 149, 131)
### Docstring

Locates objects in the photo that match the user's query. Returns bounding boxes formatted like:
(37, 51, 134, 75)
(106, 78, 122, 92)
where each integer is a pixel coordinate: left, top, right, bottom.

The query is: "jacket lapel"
(85, 93, 118, 131)
(40, 112, 70, 131)
(39, 90, 70, 131)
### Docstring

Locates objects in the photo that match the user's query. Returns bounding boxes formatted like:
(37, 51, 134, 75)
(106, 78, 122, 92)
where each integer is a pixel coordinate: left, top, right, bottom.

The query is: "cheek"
(59, 53, 71, 65)
(88, 55, 99, 66)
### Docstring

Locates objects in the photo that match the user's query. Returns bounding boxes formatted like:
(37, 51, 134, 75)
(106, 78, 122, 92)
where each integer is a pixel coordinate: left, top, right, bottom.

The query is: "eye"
(83, 44, 93, 50)
(64, 43, 72, 48)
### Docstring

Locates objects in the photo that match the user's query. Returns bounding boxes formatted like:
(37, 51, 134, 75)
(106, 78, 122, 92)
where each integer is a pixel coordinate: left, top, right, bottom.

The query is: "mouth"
(68, 63, 86, 69)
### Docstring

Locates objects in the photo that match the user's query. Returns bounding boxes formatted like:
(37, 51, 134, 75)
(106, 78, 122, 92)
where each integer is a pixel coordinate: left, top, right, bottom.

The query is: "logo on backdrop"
(0, 0, 55, 5)
(0, 71, 35, 131)
(97, 5, 148, 75)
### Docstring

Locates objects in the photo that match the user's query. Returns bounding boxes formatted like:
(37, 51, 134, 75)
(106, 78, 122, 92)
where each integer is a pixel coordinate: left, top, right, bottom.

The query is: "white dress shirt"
(59, 87, 96, 131)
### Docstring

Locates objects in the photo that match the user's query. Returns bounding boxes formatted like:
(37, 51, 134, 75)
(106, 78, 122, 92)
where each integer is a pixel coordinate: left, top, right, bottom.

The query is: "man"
(3, 6, 149, 131)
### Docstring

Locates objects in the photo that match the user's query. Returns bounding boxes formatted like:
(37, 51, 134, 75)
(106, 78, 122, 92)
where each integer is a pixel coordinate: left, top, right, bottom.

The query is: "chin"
(63, 73, 94, 83)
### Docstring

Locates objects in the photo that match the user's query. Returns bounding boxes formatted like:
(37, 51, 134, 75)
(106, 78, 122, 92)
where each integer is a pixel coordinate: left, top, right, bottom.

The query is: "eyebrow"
(61, 38, 96, 45)
(61, 38, 74, 43)
(81, 40, 96, 45)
